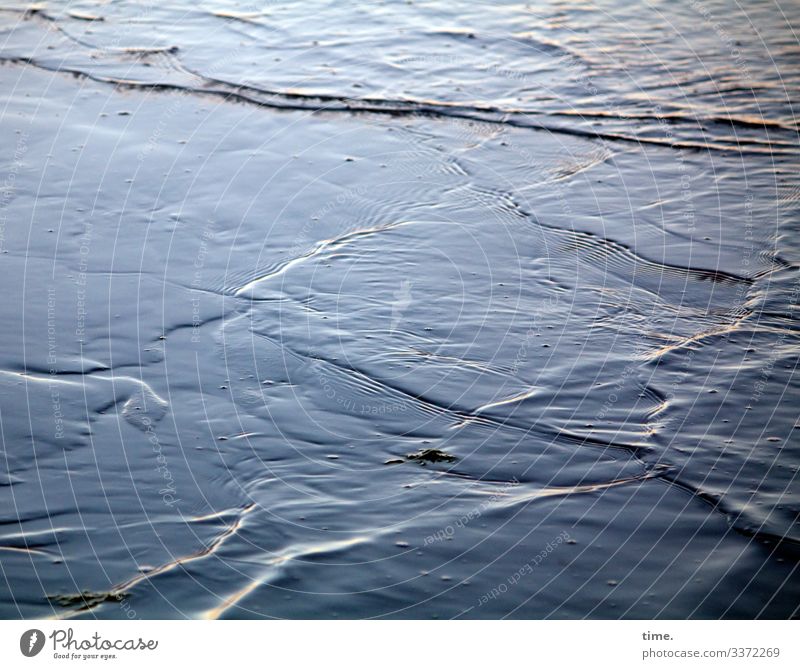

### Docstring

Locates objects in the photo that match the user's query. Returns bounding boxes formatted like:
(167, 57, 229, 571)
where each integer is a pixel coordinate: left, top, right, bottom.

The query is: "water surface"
(0, 0, 798, 618)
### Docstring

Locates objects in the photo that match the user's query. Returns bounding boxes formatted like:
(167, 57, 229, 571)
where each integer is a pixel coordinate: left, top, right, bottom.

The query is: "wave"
(3, 54, 797, 157)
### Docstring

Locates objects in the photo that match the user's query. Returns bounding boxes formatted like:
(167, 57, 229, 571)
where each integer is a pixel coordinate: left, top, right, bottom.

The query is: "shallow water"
(0, 0, 798, 618)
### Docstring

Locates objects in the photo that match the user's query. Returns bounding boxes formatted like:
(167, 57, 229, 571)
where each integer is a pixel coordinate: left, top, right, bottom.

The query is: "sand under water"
(0, 0, 798, 618)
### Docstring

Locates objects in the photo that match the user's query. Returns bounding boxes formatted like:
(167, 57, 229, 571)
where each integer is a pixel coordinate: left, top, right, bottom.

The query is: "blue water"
(0, 0, 798, 618)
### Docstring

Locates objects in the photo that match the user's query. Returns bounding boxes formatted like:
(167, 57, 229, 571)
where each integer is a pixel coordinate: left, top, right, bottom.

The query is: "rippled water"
(0, 0, 798, 618)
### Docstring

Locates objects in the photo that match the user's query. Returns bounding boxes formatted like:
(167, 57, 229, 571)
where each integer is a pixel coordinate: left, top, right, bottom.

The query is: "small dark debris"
(49, 589, 124, 611)
(405, 448, 457, 464)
